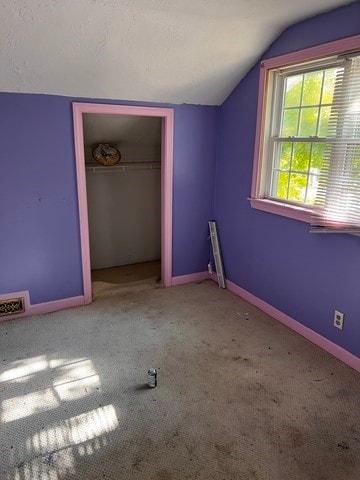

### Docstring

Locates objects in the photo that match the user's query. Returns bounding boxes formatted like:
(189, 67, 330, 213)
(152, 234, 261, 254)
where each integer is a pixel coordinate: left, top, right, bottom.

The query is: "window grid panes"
(270, 66, 342, 205)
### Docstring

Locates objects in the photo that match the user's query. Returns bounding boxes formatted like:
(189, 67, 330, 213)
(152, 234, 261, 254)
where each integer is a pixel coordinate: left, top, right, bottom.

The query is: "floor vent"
(0, 297, 25, 317)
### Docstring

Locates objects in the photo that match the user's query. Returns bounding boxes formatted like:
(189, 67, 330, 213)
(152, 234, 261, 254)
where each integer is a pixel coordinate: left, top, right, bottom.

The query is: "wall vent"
(0, 297, 25, 317)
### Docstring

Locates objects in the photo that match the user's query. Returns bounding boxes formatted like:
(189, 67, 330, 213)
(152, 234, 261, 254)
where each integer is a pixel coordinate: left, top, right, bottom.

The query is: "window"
(270, 63, 341, 206)
(251, 36, 360, 230)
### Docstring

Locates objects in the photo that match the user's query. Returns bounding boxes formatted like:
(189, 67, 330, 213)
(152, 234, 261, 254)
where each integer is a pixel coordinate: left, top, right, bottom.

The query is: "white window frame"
(250, 34, 360, 224)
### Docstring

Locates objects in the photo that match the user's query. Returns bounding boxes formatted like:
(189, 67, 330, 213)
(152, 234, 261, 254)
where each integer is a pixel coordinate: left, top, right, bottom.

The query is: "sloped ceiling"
(83, 114, 161, 148)
(0, 0, 353, 105)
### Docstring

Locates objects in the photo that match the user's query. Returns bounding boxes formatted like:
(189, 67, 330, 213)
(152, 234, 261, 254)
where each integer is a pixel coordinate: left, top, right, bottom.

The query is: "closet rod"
(86, 162, 161, 173)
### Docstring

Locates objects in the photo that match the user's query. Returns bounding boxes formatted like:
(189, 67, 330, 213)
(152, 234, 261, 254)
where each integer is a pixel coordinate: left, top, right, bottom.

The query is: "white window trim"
(250, 34, 360, 223)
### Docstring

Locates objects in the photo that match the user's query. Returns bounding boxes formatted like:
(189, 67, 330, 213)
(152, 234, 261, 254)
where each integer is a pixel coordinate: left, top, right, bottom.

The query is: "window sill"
(249, 198, 312, 223)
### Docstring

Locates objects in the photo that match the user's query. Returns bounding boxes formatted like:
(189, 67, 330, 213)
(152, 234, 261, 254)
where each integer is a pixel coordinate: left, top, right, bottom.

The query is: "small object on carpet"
(148, 368, 157, 388)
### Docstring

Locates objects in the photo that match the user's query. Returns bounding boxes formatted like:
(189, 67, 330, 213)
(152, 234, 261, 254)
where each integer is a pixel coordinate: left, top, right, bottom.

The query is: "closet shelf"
(86, 161, 161, 173)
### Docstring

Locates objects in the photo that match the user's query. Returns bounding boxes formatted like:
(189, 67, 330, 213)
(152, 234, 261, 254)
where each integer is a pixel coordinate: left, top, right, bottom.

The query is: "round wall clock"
(92, 143, 121, 166)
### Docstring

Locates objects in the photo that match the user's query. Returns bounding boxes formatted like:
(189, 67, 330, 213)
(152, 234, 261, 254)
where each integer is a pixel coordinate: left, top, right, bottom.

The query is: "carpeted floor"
(0, 277, 359, 480)
(91, 261, 161, 285)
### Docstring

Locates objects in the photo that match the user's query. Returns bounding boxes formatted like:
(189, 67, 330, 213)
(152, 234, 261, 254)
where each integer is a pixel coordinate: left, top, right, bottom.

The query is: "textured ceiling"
(0, 0, 352, 105)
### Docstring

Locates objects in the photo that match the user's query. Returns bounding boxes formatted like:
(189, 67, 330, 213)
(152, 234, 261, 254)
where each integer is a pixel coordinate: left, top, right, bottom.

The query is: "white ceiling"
(0, 0, 352, 105)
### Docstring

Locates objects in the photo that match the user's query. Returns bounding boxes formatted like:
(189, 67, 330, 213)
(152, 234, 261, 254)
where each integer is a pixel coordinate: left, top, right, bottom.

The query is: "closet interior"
(83, 113, 162, 285)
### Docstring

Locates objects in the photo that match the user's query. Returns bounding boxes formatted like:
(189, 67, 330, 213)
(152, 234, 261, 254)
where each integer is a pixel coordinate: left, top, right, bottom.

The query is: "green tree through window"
(271, 66, 340, 205)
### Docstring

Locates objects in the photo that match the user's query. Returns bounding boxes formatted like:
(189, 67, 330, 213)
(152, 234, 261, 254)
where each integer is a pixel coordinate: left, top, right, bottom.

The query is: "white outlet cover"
(334, 310, 344, 330)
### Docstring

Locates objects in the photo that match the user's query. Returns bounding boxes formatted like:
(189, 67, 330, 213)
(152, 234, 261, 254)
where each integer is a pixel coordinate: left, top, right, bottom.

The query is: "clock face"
(92, 144, 121, 166)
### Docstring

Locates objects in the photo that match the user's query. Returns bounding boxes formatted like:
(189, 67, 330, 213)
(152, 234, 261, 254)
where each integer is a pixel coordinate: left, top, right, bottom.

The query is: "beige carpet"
(91, 261, 161, 285)
(0, 278, 359, 480)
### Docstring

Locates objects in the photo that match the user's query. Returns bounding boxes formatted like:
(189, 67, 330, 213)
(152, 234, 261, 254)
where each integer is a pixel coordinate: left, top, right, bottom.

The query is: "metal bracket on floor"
(208, 221, 226, 289)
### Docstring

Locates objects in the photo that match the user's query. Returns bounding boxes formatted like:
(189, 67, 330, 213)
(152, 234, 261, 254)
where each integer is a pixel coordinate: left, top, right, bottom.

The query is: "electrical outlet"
(333, 310, 344, 330)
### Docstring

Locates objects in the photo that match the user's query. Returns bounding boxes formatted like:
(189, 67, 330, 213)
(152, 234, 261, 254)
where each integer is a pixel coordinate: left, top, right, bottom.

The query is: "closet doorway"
(73, 103, 174, 304)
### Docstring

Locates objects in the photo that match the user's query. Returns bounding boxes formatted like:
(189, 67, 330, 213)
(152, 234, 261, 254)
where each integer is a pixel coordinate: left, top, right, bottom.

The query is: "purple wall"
(1, 2, 359, 359)
(172, 105, 218, 276)
(0, 94, 217, 303)
(214, 2, 360, 357)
